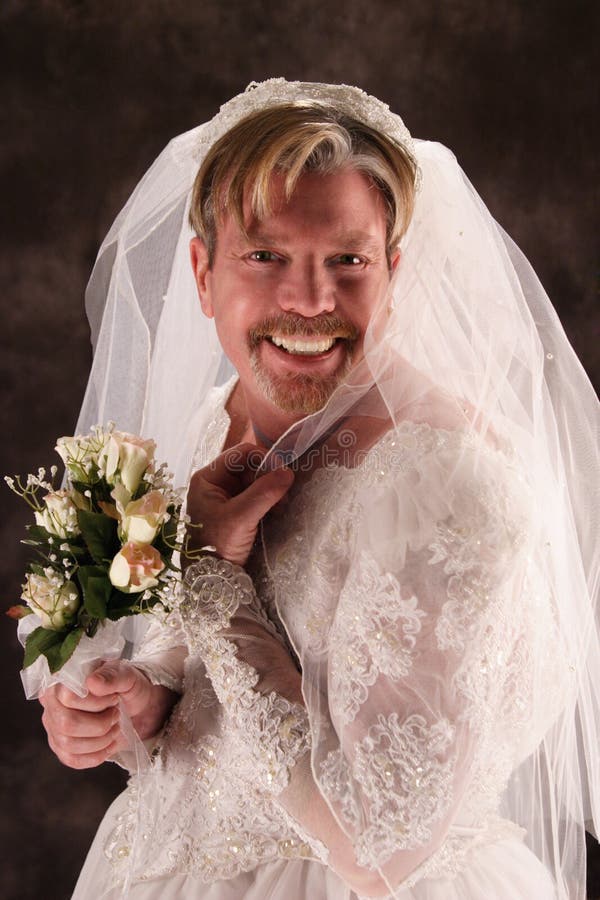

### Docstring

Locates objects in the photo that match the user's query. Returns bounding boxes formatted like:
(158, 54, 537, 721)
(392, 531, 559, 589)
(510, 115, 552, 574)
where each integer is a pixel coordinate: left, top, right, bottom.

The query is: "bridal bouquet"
(6, 426, 184, 684)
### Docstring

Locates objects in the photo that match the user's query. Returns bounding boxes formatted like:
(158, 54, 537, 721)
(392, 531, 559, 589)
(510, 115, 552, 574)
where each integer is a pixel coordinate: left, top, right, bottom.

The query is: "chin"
(252, 368, 347, 416)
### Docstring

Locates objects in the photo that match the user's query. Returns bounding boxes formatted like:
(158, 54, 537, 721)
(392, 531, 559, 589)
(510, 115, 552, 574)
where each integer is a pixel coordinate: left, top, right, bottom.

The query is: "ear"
(390, 248, 401, 272)
(189, 237, 214, 318)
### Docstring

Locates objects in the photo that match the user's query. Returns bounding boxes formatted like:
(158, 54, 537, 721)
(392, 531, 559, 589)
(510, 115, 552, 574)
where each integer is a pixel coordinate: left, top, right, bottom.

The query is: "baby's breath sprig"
(4, 466, 59, 511)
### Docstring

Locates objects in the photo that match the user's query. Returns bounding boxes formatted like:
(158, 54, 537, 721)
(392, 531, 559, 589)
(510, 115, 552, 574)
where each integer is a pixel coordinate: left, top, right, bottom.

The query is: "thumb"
(232, 466, 294, 524)
(86, 660, 138, 697)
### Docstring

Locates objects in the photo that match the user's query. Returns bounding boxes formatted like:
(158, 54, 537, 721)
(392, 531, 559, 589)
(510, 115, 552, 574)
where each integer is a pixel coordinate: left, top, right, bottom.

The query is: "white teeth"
(270, 335, 336, 354)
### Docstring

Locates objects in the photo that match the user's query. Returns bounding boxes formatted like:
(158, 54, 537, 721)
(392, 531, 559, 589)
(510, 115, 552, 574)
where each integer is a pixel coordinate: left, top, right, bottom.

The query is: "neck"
(225, 381, 306, 448)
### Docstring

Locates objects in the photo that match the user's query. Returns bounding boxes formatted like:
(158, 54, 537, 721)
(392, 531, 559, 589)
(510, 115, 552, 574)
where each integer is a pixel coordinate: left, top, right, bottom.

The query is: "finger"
(86, 661, 139, 698)
(48, 733, 120, 770)
(45, 683, 119, 712)
(195, 443, 267, 495)
(230, 466, 294, 524)
(50, 721, 122, 755)
(42, 704, 119, 739)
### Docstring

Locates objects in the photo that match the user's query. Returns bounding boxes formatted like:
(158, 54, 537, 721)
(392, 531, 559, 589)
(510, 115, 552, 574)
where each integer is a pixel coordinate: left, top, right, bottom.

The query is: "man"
(38, 81, 598, 899)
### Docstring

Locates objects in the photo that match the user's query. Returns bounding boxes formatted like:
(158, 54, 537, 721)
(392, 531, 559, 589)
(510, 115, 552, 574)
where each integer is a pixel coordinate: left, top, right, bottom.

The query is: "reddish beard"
(248, 314, 359, 414)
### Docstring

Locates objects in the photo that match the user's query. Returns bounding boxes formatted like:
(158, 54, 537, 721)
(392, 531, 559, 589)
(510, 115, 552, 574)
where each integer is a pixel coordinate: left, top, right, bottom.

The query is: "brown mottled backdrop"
(1, 2, 598, 898)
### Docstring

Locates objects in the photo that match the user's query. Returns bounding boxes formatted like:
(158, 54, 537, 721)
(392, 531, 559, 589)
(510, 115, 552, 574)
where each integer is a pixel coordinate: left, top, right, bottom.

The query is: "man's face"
(190, 167, 397, 425)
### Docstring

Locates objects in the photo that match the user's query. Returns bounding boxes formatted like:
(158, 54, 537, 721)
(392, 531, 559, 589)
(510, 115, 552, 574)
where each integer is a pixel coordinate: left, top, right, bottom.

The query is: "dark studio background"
(1, 2, 598, 898)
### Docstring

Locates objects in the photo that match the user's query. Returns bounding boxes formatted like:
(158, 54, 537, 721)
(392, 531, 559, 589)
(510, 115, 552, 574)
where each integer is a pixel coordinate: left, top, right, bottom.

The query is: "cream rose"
(55, 432, 110, 481)
(21, 573, 80, 630)
(120, 491, 169, 544)
(101, 433, 156, 494)
(109, 541, 164, 593)
(54, 436, 81, 467)
(34, 490, 80, 538)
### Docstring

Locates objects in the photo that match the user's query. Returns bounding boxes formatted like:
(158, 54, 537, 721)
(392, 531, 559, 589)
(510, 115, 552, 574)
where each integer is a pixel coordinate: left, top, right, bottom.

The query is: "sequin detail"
(180, 556, 311, 796)
(320, 713, 455, 867)
(329, 551, 425, 725)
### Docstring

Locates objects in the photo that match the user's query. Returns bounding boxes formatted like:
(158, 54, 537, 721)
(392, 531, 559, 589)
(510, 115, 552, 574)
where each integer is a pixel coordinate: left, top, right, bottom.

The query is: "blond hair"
(189, 103, 417, 265)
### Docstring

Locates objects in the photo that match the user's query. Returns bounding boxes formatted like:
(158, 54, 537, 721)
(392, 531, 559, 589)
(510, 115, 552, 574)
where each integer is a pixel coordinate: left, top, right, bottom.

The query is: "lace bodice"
(105, 385, 566, 894)
(260, 424, 566, 886)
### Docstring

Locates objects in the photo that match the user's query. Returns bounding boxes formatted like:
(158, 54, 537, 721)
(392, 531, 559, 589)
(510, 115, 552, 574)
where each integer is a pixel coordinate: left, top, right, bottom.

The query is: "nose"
(276, 261, 335, 317)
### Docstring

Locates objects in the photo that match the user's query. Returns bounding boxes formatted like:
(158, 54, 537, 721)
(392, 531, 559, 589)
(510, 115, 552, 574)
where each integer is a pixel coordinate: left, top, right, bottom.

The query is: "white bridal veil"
(76, 80, 599, 898)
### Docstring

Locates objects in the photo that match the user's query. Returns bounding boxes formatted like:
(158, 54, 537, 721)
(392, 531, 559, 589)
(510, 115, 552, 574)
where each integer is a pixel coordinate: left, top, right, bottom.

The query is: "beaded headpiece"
(185, 78, 416, 165)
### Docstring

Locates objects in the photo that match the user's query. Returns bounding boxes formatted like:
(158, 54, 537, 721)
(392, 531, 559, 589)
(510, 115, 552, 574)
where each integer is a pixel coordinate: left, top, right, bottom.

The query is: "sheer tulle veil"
(76, 80, 599, 897)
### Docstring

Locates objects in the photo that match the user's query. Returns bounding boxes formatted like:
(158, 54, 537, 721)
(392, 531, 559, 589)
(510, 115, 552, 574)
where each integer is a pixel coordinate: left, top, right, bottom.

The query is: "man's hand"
(39, 660, 178, 770)
(185, 442, 294, 567)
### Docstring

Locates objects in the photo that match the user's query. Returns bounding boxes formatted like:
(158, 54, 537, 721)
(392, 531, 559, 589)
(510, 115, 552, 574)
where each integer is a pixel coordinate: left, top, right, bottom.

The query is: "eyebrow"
(242, 228, 383, 252)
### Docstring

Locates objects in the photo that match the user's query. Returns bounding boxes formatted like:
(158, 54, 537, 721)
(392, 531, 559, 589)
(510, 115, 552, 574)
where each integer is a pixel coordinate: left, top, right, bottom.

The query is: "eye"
(330, 254, 366, 267)
(248, 250, 280, 263)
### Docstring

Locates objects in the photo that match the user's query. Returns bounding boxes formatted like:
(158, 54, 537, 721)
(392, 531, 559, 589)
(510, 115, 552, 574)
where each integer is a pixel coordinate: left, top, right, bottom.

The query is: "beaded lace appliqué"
(320, 713, 455, 868)
(180, 556, 311, 797)
(329, 551, 425, 725)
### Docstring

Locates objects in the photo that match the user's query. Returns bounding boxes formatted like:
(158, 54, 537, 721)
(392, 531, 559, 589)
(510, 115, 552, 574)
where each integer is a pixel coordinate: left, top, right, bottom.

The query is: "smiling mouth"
(267, 335, 341, 356)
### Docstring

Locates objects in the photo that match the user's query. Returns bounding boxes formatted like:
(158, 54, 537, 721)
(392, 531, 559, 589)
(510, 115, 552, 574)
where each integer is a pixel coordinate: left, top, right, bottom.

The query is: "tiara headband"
(188, 78, 416, 165)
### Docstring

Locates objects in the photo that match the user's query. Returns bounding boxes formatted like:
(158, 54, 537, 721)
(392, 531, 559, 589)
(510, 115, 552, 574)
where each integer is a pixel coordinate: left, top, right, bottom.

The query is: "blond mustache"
(248, 315, 359, 349)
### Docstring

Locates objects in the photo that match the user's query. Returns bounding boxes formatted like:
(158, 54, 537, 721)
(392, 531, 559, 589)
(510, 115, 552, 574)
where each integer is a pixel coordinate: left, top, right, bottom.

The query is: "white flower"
(34, 490, 80, 538)
(21, 573, 80, 630)
(109, 541, 164, 594)
(99, 432, 156, 494)
(55, 431, 111, 482)
(120, 491, 169, 543)
(55, 436, 83, 467)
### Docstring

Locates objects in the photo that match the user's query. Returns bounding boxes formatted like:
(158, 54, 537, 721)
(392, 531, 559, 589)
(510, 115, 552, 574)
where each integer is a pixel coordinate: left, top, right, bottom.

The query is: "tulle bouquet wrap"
(6, 425, 185, 700)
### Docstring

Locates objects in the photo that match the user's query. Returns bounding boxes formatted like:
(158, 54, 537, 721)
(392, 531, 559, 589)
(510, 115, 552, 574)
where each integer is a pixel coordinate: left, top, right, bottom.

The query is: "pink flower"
(120, 491, 169, 543)
(109, 541, 165, 594)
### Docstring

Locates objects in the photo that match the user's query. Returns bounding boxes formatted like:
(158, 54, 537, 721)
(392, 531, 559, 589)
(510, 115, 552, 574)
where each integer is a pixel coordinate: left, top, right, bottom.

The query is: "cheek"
(339, 274, 389, 320)
(213, 316, 244, 357)
(211, 271, 267, 319)
(211, 301, 257, 369)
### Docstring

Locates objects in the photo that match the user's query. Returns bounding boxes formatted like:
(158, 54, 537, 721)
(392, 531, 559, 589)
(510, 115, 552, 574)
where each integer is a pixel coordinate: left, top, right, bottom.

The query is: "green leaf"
(84, 618, 100, 638)
(41, 643, 65, 673)
(23, 626, 64, 668)
(131, 482, 151, 502)
(63, 543, 89, 559)
(78, 565, 112, 618)
(105, 607, 136, 621)
(71, 479, 99, 495)
(71, 478, 115, 508)
(24, 524, 54, 544)
(103, 587, 137, 620)
(46, 627, 84, 673)
(77, 510, 119, 564)
(153, 508, 180, 560)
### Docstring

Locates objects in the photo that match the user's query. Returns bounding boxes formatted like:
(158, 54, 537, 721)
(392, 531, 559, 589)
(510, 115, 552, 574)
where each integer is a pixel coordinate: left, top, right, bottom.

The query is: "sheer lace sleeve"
(179, 556, 312, 796)
(126, 380, 235, 697)
(129, 613, 187, 694)
(266, 424, 566, 893)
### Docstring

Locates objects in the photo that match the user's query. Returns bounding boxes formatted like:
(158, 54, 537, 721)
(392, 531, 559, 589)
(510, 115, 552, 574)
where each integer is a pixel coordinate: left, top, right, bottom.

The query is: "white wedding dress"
(72, 380, 561, 899)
